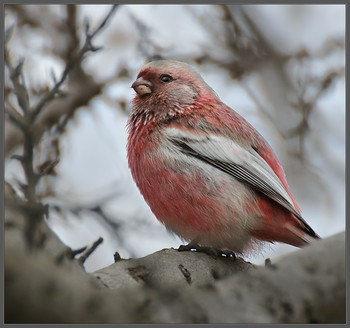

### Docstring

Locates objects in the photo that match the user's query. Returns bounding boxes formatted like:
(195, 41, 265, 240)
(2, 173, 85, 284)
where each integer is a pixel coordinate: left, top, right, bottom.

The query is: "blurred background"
(4, 4, 345, 271)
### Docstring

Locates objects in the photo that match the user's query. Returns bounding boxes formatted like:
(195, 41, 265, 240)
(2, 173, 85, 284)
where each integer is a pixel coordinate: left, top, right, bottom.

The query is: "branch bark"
(5, 218, 345, 324)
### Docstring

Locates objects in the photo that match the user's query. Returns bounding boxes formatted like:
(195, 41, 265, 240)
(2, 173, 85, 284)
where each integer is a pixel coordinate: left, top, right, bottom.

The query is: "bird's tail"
(251, 214, 320, 248)
(285, 223, 321, 247)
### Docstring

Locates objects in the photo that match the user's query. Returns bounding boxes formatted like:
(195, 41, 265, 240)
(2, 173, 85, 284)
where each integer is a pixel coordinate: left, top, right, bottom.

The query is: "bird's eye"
(160, 74, 173, 83)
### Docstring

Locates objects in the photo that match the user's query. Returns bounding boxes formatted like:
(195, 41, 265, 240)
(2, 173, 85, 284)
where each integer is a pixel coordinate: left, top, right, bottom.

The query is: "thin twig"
(37, 159, 60, 177)
(88, 4, 119, 40)
(4, 109, 25, 131)
(78, 237, 104, 265)
(90, 205, 137, 258)
(4, 33, 30, 115)
(31, 4, 119, 122)
(67, 245, 88, 259)
(4, 5, 118, 249)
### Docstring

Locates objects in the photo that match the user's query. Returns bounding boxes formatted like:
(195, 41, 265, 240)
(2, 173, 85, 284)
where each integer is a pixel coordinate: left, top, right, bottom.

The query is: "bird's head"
(131, 60, 216, 117)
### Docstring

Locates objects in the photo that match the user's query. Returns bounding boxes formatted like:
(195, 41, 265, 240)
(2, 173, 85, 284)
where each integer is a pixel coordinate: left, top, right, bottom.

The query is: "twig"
(4, 38, 30, 116)
(4, 109, 25, 131)
(4, 5, 119, 249)
(87, 4, 119, 40)
(5, 42, 33, 126)
(78, 237, 104, 265)
(67, 246, 88, 260)
(287, 67, 344, 157)
(37, 159, 60, 177)
(90, 205, 137, 258)
(31, 4, 119, 121)
(114, 251, 123, 262)
(55, 245, 87, 264)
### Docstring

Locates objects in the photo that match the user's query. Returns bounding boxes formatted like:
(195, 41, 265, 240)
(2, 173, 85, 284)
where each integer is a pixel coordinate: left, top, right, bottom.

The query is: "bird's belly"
(133, 154, 263, 252)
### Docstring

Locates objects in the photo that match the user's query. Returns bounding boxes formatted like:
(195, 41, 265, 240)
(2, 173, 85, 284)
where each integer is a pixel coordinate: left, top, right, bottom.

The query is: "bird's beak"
(131, 77, 152, 96)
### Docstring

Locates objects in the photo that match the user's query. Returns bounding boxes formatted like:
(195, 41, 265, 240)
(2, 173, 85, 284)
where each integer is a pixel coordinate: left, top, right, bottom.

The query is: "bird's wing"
(164, 126, 304, 221)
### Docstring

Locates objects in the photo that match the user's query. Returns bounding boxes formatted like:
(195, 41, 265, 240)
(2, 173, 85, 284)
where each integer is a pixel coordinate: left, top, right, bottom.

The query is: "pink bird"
(127, 60, 319, 255)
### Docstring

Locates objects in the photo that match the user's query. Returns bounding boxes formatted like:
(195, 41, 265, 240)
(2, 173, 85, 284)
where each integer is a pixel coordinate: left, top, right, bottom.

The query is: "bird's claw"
(178, 243, 236, 260)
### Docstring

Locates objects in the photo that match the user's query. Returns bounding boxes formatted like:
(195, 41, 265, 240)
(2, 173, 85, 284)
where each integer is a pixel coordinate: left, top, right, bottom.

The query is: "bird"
(127, 59, 320, 256)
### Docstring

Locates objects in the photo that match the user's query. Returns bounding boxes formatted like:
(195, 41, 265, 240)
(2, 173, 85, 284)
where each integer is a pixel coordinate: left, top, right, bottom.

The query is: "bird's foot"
(178, 242, 235, 260)
(178, 243, 197, 252)
(219, 249, 236, 260)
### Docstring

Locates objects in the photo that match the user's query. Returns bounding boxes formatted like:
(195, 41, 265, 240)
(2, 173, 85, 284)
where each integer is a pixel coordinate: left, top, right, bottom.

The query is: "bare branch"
(37, 159, 60, 177)
(5, 30, 30, 115)
(10, 154, 25, 163)
(5, 109, 25, 131)
(87, 4, 119, 40)
(31, 4, 119, 122)
(4, 5, 119, 249)
(78, 237, 104, 265)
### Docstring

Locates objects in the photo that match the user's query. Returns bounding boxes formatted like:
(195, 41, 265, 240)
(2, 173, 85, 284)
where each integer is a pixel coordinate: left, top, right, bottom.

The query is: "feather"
(164, 126, 317, 237)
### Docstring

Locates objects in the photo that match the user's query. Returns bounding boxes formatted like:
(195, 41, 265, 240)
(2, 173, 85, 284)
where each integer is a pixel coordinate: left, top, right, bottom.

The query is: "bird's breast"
(129, 130, 260, 232)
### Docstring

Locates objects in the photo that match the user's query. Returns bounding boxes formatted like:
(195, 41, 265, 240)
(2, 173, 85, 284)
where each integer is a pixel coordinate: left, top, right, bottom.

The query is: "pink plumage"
(127, 60, 319, 254)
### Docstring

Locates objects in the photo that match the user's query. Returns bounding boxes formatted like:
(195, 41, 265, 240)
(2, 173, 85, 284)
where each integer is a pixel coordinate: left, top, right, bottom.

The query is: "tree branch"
(31, 4, 119, 122)
(5, 5, 119, 156)
(5, 231, 345, 323)
(4, 4, 119, 248)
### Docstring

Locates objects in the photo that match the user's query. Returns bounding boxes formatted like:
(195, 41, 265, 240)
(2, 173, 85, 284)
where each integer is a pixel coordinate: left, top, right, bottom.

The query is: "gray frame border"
(1, 2, 348, 328)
